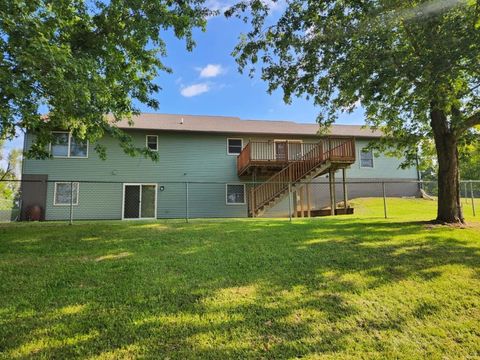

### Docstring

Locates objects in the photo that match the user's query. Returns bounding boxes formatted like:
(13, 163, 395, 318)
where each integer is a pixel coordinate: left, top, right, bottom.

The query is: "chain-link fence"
(0, 179, 478, 223)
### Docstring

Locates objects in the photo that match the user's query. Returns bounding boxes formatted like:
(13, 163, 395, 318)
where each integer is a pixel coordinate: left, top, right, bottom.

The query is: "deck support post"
(292, 190, 297, 218)
(288, 183, 292, 222)
(306, 183, 311, 217)
(342, 168, 348, 210)
(299, 186, 305, 218)
(251, 169, 257, 218)
(250, 187, 255, 218)
(329, 170, 336, 216)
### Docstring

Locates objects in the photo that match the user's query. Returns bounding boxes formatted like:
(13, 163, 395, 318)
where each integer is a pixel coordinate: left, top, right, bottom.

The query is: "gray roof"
(113, 113, 382, 138)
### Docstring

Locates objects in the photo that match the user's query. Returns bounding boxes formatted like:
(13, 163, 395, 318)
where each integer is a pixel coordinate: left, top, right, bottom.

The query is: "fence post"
(464, 181, 468, 204)
(471, 180, 476, 217)
(69, 181, 74, 225)
(288, 182, 292, 222)
(382, 181, 387, 219)
(185, 182, 189, 223)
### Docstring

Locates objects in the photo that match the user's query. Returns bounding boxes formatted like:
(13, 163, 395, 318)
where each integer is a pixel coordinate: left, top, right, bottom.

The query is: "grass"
(0, 198, 479, 359)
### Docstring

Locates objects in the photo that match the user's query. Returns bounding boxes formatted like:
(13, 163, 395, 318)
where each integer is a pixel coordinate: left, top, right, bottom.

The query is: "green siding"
(46, 182, 123, 220)
(23, 131, 417, 220)
(347, 139, 417, 179)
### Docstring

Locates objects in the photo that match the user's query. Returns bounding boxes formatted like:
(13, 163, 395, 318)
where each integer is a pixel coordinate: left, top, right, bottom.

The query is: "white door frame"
(122, 183, 158, 220)
(273, 139, 303, 160)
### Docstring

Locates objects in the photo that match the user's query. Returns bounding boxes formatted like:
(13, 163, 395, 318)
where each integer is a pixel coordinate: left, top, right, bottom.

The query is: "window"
(146, 135, 158, 151)
(227, 138, 243, 155)
(360, 149, 374, 168)
(54, 182, 79, 206)
(51, 132, 88, 158)
(226, 184, 245, 205)
(51, 132, 69, 157)
(70, 136, 88, 157)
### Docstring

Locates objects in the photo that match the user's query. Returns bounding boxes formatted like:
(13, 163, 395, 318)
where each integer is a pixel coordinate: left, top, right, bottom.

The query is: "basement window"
(360, 149, 374, 168)
(226, 184, 246, 205)
(54, 182, 79, 206)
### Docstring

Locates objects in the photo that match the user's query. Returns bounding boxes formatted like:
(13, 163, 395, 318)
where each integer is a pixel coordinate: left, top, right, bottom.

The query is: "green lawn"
(0, 198, 479, 359)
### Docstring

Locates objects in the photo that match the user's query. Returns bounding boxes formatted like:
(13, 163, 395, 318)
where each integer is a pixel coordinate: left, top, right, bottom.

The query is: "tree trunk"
(430, 107, 465, 224)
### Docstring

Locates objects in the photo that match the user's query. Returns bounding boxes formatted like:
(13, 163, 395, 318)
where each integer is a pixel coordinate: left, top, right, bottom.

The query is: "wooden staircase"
(248, 138, 355, 217)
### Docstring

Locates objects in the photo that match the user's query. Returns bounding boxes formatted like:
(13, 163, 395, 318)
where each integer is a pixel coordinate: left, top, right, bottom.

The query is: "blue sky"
(2, 5, 365, 159)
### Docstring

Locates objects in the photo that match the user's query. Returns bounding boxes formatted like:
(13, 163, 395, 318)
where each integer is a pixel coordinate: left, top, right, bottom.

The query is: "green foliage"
(0, 140, 22, 211)
(229, 0, 480, 164)
(0, 0, 212, 159)
(460, 141, 480, 180)
(0, 203, 479, 358)
(419, 138, 480, 181)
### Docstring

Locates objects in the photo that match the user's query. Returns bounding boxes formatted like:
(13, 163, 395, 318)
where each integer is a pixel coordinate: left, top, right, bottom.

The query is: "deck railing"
(238, 141, 319, 175)
(249, 138, 355, 215)
(238, 138, 355, 175)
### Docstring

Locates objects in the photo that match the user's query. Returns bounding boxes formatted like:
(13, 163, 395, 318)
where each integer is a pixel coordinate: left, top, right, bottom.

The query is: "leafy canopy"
(0, 0, 212, 159)
(229, 0, 480, 164)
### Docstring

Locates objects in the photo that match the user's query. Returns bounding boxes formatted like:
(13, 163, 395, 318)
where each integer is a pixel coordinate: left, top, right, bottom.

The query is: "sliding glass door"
(123, 184, 157, 219)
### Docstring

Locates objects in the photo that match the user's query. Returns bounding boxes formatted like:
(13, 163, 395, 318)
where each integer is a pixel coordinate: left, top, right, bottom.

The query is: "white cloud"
(180, 83, 210, 97)
(199, 64, 225, 78)
(206, 0, 232, 13)
(206, 0, 285, 17)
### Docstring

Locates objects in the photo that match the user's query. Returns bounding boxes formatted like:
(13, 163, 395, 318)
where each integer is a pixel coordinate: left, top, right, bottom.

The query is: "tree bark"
(430, 107, 465, 224)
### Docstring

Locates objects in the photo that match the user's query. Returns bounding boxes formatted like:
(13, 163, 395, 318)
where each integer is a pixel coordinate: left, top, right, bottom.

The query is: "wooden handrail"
(237, 142, 251, 175)
(250, 138, 355, 214)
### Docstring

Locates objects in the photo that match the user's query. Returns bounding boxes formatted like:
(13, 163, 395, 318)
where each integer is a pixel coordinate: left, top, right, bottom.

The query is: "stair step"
(253, 161, 335, 216)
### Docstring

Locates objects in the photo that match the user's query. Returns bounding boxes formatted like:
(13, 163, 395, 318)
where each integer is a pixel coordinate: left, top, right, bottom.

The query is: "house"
(20, 113, 419, 220)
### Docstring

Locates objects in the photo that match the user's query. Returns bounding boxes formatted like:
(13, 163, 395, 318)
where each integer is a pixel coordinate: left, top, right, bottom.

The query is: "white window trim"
(227, 138, 243, 156)
(146, 135, 159, 151)
(50, 131, 89, 158)
(359, 148, 375, 169)
(225, 183, 246, 205)
(53, 182, 80, 206)
(121, 183, 158, 220)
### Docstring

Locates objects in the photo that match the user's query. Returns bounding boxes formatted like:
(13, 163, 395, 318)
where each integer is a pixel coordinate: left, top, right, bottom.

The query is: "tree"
(228, 0, 480, 223)
(0, 148, 22, 181)
(0, 140, 22, 207)
(0, 0, 212, 160)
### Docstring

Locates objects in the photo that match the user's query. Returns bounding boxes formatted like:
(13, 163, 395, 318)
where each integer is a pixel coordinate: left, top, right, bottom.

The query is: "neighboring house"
(21, 113, 418, 220)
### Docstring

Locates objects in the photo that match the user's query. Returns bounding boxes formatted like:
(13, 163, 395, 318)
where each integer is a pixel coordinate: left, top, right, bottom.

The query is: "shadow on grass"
(0, 218, 479, 358)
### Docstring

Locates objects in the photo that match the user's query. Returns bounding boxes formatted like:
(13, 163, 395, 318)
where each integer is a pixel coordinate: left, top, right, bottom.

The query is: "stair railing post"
(471, 180, 476, 217)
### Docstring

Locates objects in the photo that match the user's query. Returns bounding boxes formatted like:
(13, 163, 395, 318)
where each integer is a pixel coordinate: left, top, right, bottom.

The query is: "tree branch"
(456, 111, 480, 136)
(0, 163, 12, 181)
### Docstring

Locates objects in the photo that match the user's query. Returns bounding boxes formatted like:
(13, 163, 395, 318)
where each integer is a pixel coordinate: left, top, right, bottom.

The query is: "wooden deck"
(237, 137, 356, 177)
(239, 137, 356, 217)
